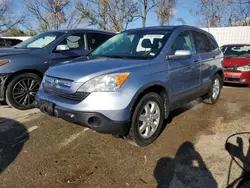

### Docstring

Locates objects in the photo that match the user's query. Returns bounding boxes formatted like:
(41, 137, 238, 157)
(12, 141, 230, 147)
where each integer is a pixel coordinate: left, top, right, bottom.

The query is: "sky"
(16, 0, 199, 31)
(129, 0, 199, 29)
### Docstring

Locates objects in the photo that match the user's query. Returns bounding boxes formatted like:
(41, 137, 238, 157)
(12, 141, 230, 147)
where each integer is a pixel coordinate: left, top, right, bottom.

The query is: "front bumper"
(35, 99, 130, 135)
(224, 71, 250, 84)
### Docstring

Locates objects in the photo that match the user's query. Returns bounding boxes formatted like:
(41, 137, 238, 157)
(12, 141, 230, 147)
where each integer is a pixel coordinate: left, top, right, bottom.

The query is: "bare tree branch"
(0, 0, 24, 34)
(155, 0, 176, 25)
(75, 0, 138, 32)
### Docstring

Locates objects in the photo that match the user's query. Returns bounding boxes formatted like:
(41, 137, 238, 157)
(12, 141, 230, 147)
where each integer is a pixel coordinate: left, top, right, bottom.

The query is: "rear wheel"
(125, 92, 165, 147)
(203, 74, 222, 104)
(6, 73, 41, 110)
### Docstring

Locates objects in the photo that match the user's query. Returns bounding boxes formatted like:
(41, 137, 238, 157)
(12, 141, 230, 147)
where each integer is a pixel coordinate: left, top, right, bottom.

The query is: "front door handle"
(193, 59, 200, 63)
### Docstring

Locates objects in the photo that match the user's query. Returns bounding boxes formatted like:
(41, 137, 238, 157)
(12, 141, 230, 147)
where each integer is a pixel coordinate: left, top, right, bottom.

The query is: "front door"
(168, 31, 201, 107)
(49, 32, 90, 66)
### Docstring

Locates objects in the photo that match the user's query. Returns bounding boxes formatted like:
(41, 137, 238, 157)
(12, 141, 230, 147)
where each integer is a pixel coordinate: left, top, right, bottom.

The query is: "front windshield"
(14, 32, 65, 49)
(91, 30, 172, 59)
(223, 45, 250, 58)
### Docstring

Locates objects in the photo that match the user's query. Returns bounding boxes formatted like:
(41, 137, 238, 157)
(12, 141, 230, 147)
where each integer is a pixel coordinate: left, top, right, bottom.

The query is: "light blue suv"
(36, 26, 224, 146)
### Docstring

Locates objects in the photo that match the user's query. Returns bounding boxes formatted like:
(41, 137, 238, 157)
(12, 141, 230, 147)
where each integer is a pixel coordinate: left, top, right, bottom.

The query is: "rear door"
(191, 31, 215, 88)
(49, 32, 88, 66)
(168, 31, 201, 106)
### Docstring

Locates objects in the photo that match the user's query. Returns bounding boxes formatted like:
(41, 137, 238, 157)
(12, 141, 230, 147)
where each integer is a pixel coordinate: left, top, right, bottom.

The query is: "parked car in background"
(36, 25, 224, 146)
(0, 37, 23, 48)
(221, 44, 250, 85)
(0, 29, 115, 110)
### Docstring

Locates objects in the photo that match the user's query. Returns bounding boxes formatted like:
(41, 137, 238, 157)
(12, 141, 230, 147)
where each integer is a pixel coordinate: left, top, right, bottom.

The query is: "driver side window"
(59, 33, 85, 50)
(170, 31, 194, 55)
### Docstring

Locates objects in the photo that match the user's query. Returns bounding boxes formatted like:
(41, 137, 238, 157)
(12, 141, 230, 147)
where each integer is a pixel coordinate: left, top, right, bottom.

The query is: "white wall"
(201, 26, 250, 47)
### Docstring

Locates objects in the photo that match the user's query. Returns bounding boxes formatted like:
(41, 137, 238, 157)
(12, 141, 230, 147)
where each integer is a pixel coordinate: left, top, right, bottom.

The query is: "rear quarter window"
(192, 31, 212, 53)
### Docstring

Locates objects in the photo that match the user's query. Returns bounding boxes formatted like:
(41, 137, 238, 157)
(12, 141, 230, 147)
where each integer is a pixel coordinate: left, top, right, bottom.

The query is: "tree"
(192, 0, 250, 27)
(4, 28, 27, 37)
(75, 0, 138, 32)
(228, 0, 250, 26)
(191, 0, 229, 27)
(137, 0, 156, 27)
(23, 0, 83, 32)
(155, 0, 176, 25)
(0, 0, 24, 34)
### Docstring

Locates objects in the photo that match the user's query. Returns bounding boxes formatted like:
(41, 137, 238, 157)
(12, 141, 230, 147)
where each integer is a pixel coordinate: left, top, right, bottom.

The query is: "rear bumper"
(224, 71, 250, 84)
(0, 73, 10, 101)
(35, 99, 130, 136)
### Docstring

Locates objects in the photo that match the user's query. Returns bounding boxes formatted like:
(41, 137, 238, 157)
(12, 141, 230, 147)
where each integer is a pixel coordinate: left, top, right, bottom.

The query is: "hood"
(0, 48, 32, 57)
(223, 57, 250, 67)
(46, 56, 151, 82)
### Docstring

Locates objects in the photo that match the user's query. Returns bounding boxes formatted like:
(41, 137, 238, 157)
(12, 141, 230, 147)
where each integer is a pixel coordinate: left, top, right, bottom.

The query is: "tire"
(125, 92, 165, 147)
(6, 73, 41, 110)
(203, 74, 222, 104)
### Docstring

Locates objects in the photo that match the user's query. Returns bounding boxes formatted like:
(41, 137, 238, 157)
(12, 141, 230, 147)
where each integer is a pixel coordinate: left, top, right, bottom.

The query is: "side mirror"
(55, 44, 70, 52)
(167, 50, 192, 60)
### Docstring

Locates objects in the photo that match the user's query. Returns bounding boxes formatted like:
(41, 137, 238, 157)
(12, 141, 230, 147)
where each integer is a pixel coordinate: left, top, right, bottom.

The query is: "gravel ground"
(0, 86, 250, 188)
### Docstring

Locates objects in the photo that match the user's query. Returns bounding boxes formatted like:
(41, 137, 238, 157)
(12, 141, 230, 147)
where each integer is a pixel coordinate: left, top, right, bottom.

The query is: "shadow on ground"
(154, 142, 217, 188)
(226, 133, 250, 187)
(0, 117, 29, 174)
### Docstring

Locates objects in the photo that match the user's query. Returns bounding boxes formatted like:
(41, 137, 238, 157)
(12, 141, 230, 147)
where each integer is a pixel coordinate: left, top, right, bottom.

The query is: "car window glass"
(209, 37, 219, 51)
(224, 45, 250, 58)
(192, 32, 211, 53)
(88, 33, 112, 50)
(0, 39, 5, 46)
(170, 31, 194, 55)
(27, 36, 56, 48)
(91, 31, 172, 59)
(59, 33, 85, 50)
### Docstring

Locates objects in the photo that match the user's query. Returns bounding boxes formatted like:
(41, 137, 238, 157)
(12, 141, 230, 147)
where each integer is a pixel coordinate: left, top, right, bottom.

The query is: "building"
(202, 26, 250, 46)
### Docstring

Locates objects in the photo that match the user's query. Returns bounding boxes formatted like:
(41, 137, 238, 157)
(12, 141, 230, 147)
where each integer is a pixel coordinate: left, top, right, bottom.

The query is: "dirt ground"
(0, 86, 250, 188)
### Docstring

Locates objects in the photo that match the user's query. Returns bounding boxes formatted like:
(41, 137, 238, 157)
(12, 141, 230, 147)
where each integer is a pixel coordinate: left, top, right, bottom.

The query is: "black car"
(0, 29, 115, 110)
(0, 38, 23, 48)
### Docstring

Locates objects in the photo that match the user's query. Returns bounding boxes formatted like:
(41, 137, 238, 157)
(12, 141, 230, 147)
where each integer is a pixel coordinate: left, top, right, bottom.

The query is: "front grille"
(223, 67, 241, 72)
(44, 87, 89, 101)
(225, 78, 240, 82)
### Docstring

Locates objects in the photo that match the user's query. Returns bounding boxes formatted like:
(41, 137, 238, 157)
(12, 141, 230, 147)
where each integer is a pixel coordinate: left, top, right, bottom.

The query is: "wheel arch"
(129, 83, 170, 120)
(4, 69, 43, 88)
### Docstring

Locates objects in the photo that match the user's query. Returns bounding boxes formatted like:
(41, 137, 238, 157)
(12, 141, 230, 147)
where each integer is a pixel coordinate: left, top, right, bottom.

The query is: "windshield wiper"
(102, 55, 126, 59)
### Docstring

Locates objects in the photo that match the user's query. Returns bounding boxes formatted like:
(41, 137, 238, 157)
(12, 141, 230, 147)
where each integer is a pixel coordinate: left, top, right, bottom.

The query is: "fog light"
(88, 116, 102, 126)
(240, 79, 247, 83)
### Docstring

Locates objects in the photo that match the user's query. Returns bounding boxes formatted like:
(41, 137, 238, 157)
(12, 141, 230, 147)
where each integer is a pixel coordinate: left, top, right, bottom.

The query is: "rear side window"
(87, 33, 113, 50)
(192, 32, 212, 53)
(209, 37, 219, 51)
(170, 31, 195, 55)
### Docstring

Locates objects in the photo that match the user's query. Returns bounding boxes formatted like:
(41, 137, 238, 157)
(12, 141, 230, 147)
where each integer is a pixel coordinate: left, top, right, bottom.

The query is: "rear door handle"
(193, 59, 200, 63)
(184, 67, 192, 73)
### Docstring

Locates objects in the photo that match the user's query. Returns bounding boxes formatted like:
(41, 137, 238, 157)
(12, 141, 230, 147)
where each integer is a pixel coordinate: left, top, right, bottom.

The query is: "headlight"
(78, 72, 130, 92)
(237, 64, 250, 72)
(0, 60, 10, 66)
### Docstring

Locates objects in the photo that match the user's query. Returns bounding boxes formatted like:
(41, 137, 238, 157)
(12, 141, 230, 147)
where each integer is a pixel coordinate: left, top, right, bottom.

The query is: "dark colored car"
(221, 44, 250, 85)
(0, 29, 115, 110)
(0, 38, 23, 48)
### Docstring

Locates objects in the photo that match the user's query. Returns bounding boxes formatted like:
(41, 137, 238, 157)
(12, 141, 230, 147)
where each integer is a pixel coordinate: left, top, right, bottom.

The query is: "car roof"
(222, 44, 250, 47)
(43, 28, 115, 35)
(125, 25, 204, 32)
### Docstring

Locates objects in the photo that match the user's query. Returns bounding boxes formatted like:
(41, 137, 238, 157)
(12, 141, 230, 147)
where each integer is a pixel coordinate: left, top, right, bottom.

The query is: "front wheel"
(125, 92, 165, 147)
(203, 74, 222, 104)
(6, 73, 41, 110)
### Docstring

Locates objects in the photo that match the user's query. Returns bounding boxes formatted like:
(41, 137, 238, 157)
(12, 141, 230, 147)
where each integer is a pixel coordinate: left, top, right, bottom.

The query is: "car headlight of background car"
(78, 72, 130, 92)
(0, 60, 10, 66)
(237, 64, 250, 72)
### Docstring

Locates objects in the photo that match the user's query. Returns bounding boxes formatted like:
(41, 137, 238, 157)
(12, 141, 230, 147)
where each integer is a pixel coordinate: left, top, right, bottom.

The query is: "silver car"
(36, 26, 224, 146)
